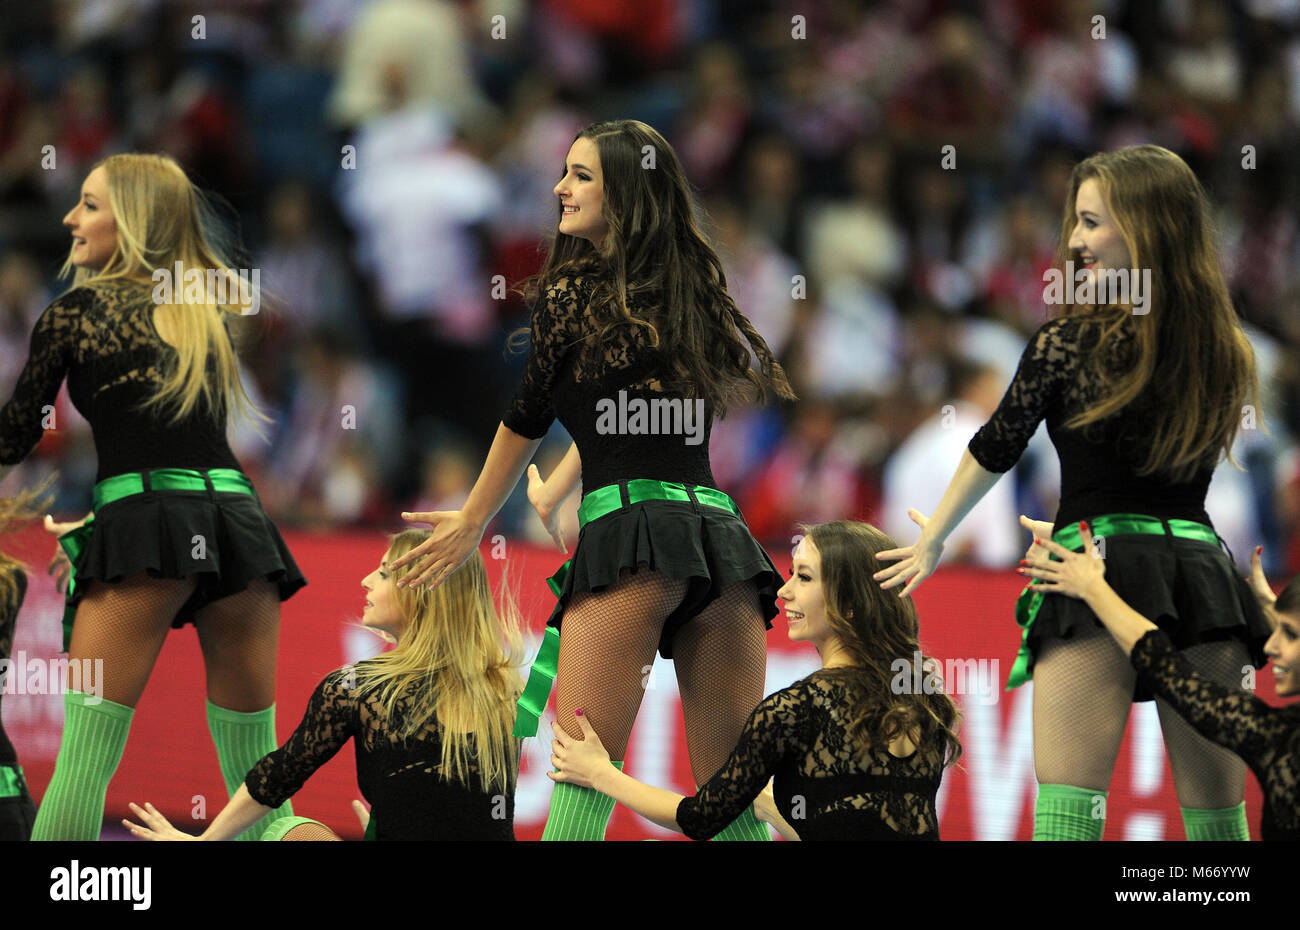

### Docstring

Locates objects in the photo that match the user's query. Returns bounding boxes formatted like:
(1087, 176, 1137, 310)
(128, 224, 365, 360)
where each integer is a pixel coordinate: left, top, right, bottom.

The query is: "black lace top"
(0, 280, 239, 481)
(1131, 628, 1300, 841)
(245, 665, 517, 841)
(503, 274, 717, 493)
(968, 316, 1214, 530)
(0, 570, 26, 766)
(675, 671, 946, 841)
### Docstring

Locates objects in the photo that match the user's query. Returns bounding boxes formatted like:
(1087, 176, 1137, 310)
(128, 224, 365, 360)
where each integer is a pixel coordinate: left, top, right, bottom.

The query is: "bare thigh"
(193, 580, 282, 712)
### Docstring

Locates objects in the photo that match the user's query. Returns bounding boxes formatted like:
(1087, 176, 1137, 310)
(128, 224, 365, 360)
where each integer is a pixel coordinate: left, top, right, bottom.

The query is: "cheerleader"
(392, 120, 796, 839)
(0, 154, 306, 840)
(873, 145, 1272, 840)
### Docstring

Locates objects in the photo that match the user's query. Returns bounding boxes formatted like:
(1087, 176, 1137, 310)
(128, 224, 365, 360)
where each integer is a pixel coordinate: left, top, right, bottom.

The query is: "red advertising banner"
(2, 525, 1273, 840)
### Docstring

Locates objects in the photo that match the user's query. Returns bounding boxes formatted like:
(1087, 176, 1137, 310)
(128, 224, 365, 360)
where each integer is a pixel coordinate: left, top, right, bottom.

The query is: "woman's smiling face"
(778, 536, 833, 647)
(554, 136, 609, 247)
(63, 165, 118, 270)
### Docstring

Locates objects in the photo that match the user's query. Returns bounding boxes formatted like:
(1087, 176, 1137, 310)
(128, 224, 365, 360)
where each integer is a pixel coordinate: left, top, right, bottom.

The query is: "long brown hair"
(805, 521, 962, 768)
(1052, 145, 1259, 483)
(519, 120, 795, 416)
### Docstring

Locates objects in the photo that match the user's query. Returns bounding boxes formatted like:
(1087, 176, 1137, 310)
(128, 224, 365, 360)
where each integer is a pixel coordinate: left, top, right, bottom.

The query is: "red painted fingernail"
(1034, 538, 1043, 545)
(1256, 546, 1263, 555)
(575, 708, 583, 716)
(1019, 559, 1027, 566)
(1017, 568, 1025, 574)
(1080, 520, 1088, 532)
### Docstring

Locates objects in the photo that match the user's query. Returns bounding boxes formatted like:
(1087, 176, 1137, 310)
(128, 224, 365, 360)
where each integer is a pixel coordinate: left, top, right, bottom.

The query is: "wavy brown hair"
(1052, 145, 1259, 484)
(518, 120, 795, 416)
(805, 521, 962, 768)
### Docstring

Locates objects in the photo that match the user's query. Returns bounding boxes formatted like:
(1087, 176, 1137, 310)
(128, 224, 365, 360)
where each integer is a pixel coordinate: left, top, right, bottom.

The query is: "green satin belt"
(513, 479, 742, 738)
(1007, 512, 1220, 690)
(0, 764, 27, 799)
(57, 468, 256, 652)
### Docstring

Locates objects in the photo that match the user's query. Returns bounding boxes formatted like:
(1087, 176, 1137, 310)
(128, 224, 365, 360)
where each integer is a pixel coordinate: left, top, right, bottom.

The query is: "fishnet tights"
(1034, 621, 1247, 808)
(555, 569, 769, 785)
(67, 573, 198, 708)
(280, 820, 342, 841)
(66, 574, 280, 711)
(672, 583, 768, 787)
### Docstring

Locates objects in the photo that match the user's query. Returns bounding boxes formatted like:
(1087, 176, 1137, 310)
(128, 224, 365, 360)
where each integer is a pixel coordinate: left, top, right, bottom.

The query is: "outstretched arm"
(393, 423, 542, 588)
(872, 450, 1003, 597)
(124, 785, 273, 841)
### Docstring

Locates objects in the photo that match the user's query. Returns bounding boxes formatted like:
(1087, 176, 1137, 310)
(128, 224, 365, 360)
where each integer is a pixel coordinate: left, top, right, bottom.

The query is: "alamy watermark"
(890, 651, 999, 706)
(0, 652, 103, 703)
(1042, 261, 1151, 315)
(151, 261, 260, 315)
(595, 390, 706, 446)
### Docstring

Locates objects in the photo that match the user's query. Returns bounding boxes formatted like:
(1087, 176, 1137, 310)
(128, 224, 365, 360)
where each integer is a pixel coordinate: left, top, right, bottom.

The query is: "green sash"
(57, 468, 256, 651)
(1007, 512, 1220, 690)
(512, 479, 742, 738)
(0, 764, 26, 799)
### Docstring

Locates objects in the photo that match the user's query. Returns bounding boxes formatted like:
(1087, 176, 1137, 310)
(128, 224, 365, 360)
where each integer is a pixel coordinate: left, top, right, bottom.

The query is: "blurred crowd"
(1, 0, 1297, 575)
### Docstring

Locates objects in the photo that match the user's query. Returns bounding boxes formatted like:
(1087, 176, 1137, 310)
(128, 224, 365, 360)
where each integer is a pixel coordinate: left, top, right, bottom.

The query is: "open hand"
(872, 509, 944, 598)
(123, 802, 199, 841)
(1018, 521, 1107, 601)
(547, 711, 610, 789)
(390, 510, 486, 589)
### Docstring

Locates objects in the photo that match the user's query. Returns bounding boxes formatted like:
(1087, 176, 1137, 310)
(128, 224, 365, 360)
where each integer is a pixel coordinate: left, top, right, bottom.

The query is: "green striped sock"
(206, 700, 294, 841)
(541, 760, 624, 840)
(1182, 803, 1249, 841)
(1033, 783, 1107, 840)
(710, 804, 772, 841)
(30, 690, 133, 841)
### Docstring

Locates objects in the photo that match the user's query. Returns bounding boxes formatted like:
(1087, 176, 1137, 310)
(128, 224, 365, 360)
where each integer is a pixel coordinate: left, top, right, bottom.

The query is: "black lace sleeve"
(1130, 628, 1288, 771)
(245, 668, 358, 810)
(0, 292, 85, 464)
(967, 316, 1078, 473)
(675, 686, 807, 840)
(502, 276, 588, 439)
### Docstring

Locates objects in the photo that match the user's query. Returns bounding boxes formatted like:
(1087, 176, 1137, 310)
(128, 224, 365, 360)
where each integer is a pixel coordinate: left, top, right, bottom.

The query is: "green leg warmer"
(1182, 803, 1249, 841)
(1033, 783, 1107, 841)
(206, 700, 294, 841)
(541, 760, 624, 840)
(30, 690, 133, 841)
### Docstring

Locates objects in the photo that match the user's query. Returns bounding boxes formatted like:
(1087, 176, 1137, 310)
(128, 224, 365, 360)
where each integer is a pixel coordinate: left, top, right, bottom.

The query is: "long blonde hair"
(60, 153, 266, 432)
(0, 475, 56, 625)
(353, 531, 526, 794)
(1053, 145, 1260, 483)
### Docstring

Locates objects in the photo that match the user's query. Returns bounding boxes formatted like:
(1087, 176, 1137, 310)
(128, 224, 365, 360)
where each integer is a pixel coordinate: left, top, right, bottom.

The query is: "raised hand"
(390, 510, 486, 589)
(872, 509, 944, 598)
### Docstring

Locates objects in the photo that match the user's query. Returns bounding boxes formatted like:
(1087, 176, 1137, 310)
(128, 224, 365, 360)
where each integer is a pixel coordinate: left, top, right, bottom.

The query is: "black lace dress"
(1130, 629, 1299, 840)
(0, 571, 37, 840)
(968, 316, 1271, 696)
(676, 671, 946, 840)
(0, 280, 305, 631)
(245, 665, 517, 840)
(502, 273, 781, 658)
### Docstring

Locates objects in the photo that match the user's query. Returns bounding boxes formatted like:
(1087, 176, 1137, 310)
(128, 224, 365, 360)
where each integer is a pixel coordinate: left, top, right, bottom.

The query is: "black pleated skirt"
(67, 482, 307, 631)
(1026, 533, 1272, 701)
(545, 495, 782, 659)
